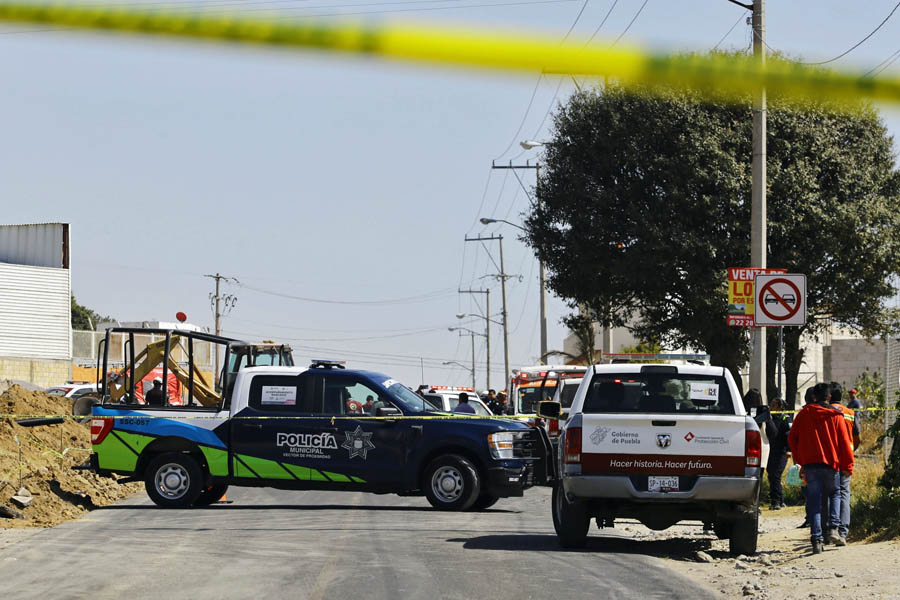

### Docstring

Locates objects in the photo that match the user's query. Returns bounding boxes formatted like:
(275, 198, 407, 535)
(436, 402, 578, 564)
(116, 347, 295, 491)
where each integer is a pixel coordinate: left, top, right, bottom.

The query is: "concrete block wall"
(826, 338, 885, 387)
(0, 357, 71, 388)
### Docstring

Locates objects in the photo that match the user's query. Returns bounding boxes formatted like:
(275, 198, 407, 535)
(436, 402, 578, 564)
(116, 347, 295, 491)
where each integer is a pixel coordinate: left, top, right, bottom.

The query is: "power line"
(712, 12, 745, 51)
(492, 76, 544, 161)
(865, 46, 900, 77)
(584, 0, 617, 45)
(762, 0, 900, 66)
(610, 0, 649, 48)
(237, 281, 456, 306)
(800, 0, 900, 65)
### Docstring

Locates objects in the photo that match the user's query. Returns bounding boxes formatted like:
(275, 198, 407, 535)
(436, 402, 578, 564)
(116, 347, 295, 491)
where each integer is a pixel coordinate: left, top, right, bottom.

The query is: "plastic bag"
(785, 464, 802, 487)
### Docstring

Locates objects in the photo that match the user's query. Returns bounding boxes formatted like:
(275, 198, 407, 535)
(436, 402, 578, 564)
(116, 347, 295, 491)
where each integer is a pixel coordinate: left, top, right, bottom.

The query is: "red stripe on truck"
(582, 453, 745, 475)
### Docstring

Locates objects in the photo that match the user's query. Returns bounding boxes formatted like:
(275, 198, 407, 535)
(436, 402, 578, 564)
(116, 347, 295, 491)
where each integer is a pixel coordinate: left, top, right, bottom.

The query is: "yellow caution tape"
(2, 413, 538, 420)
(0, 3, 898, 105)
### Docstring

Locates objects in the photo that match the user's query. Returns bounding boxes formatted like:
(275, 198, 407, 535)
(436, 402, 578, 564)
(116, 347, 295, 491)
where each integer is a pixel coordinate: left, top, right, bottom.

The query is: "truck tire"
(423, 454, 481, 511)
(193, 484, 229, 507)
(145, 453, 204, 508)
(469, 494, 499, 511)
(552, 482, 590, 548)
(729, 513, 759, 556)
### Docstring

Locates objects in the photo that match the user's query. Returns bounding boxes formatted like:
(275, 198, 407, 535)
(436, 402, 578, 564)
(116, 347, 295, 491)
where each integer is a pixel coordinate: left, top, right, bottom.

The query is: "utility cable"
(712, 12, 745, 51)
(236, 282, 456, 306)
(760, 0, 900, 66)
(865, 46, 900, 77)
(584, 0, 617, 45)
(610, 0, 648, 48)
(800, 0, 900, 65)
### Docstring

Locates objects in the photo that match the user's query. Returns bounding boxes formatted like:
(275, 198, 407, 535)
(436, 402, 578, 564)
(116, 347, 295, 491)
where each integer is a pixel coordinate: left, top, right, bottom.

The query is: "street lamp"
(480, 212, 548, 366)
(449, 327, 485, 390)
(520, 140, 545, 150)
(441, 361, 476, 395)
(456, 312, 502, 390)
(479, 217, 522, 231)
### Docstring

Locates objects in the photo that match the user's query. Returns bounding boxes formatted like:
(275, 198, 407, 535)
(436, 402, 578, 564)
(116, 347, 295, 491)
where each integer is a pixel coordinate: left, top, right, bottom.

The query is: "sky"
(2, 0, 900, 389)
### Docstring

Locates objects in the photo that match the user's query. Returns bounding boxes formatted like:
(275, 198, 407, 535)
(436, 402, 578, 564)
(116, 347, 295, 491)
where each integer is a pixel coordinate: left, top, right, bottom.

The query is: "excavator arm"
(107, 334, 222, 406)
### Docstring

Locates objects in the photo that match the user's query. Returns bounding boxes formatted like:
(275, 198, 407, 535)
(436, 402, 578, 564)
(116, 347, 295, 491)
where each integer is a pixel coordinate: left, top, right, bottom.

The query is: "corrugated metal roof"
(0, 262, 71, 360)
(0, 223, 69, 269)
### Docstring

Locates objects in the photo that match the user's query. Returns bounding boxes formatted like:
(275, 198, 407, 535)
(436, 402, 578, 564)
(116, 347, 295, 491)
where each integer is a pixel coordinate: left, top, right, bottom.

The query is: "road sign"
(753, 273, 806, 326)
(727, 267, 786, 327)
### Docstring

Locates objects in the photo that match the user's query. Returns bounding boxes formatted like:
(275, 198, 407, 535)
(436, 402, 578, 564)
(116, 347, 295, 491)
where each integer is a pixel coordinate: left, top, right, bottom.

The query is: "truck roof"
(589, 363, 727, 376)
(236, 365, 394, 382)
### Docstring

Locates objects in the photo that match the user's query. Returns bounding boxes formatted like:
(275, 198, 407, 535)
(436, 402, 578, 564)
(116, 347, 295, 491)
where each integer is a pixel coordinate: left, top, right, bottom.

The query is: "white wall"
(0, 262, 71, 360)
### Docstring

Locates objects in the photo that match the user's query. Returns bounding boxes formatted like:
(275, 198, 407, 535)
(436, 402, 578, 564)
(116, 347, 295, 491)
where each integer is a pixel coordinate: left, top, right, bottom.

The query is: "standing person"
(846, 388, 861, 410)
(496, 391, 511, 415)
(788, 382, 854, 554)
(485, 389, 498, 413)
(743, 388, 771, 475)
(453, 392, 476, 414)
(145, 378, 165, 406)
(828, 382, 860, 546)
(766, 394, 793, 510)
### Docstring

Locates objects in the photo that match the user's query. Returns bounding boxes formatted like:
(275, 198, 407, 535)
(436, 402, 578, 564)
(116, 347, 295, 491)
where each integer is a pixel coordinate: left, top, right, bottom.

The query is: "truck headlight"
(488, 431, 526, 459)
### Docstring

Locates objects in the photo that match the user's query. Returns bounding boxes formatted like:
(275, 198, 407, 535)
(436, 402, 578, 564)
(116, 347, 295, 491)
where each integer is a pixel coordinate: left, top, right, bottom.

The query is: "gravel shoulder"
(652, 506, 900, 600)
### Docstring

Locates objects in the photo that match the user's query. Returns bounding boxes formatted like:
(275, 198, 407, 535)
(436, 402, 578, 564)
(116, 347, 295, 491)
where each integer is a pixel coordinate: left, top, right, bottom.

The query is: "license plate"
(648, 476, 679, 492)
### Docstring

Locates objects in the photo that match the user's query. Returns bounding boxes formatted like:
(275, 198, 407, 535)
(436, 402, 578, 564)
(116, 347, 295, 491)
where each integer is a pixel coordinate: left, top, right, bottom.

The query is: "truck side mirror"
(537, 400, 561, 420)
(376, 406, 402, 418)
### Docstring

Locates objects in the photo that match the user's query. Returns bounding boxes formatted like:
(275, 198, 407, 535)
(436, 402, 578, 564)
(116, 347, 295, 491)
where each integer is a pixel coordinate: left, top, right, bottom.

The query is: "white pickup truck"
(539, 363, 765, 555)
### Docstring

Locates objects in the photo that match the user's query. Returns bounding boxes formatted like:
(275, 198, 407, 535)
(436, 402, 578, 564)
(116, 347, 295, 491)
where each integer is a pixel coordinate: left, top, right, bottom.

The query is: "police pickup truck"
(539, 362, 765, 555)
(89, 360, 552, 511)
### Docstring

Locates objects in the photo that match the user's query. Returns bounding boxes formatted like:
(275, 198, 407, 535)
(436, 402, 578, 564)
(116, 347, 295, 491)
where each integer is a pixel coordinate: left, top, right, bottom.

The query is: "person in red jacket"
(788, 382, 854, 554)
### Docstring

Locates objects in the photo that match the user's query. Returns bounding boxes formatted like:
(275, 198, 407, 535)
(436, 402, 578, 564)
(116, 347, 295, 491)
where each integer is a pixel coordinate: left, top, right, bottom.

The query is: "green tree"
(543, 313, 596, 365)
(525, 81, 900, 402)
(71, 295, 108, 331)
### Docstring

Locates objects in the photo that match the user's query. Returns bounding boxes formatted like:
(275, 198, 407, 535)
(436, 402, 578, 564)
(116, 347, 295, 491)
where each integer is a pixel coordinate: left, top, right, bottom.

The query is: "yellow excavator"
(74, 328, 293, 416)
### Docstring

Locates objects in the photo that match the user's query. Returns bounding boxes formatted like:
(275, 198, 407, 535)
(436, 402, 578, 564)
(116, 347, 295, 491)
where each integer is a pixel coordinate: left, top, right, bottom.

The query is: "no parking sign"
(753, 273, 807, 327)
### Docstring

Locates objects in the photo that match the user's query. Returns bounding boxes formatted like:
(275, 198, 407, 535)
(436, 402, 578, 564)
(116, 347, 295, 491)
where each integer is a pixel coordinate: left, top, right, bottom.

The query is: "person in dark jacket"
(766, 394, 793, 510)
(145, 378, 165, 406)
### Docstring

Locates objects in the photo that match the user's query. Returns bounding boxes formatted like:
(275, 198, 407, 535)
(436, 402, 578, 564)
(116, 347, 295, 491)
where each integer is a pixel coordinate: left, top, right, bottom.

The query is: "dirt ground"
(605, 506, 900, 600)
(0, 383, 141, 528)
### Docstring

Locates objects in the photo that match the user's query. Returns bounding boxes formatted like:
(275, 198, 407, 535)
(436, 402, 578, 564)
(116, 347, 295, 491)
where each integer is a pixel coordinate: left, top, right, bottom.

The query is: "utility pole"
(491, 159, 547, 365)
(465, 234, 512, 391)
(750, 0, 767, 394)
(469, 333, 476, 390)
(459, 288, 491, 389)
(205, 273, 237, 379)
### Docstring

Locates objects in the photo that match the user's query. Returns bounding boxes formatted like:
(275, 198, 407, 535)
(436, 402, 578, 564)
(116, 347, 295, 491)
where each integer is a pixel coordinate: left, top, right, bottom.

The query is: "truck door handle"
(652, 420, 676, 427)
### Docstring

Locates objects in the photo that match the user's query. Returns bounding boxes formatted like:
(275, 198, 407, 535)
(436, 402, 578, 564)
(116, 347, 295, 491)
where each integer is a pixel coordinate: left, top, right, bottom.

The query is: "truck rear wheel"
(729, 513, 759, 556)
(145, 453, 203, 508)
(423, 454, 481, 511)
(552, 482, 589, 548)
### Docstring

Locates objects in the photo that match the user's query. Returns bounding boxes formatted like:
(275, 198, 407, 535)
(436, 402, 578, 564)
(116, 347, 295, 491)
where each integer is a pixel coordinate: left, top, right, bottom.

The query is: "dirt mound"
(0, 385, 141, 527)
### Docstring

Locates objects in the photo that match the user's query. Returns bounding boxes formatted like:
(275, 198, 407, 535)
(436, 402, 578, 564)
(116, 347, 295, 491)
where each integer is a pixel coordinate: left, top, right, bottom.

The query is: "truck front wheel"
(145, 453, 203, 508)
(552, 482, 590, 548)
(423, 454, 481, 511)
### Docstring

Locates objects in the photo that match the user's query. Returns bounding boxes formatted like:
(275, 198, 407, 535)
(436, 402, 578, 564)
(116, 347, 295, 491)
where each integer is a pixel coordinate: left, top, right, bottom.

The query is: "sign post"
(754, 273, 807, 401)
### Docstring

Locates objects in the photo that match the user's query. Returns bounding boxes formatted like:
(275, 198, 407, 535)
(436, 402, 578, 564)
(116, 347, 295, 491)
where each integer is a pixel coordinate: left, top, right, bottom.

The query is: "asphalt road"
(0, 487, 716, 600)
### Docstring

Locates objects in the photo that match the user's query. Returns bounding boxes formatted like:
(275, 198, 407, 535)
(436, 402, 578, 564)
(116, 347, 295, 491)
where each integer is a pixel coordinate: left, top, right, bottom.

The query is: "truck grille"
(514, 430, 541, 459)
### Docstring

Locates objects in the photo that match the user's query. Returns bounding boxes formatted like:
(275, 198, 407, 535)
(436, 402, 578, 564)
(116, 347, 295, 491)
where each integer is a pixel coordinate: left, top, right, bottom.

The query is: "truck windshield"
(583, 373, 734, 415)
(388, 383, 438, 413)
(558, 382, 579, 409)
